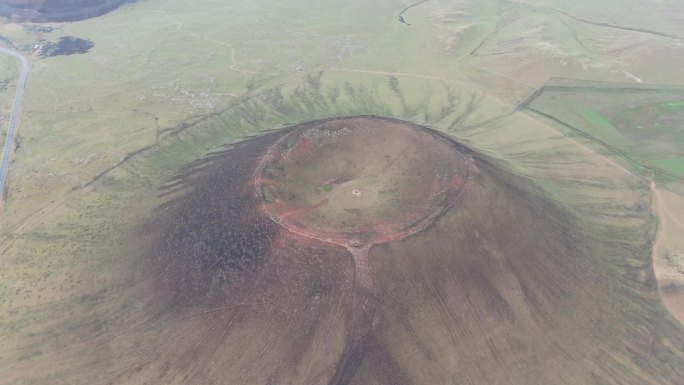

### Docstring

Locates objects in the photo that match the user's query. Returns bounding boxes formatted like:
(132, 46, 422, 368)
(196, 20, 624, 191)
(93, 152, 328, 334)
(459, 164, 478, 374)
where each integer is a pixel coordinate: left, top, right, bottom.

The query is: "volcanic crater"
(135, 115, 684, 385)
(143, 116, 474, 384)
(256, 117, 470, 282)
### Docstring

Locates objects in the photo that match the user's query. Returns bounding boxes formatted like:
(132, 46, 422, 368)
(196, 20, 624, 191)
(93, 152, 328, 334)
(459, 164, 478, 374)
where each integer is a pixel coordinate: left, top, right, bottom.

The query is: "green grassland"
(1, 0, 684, 383)
(1, 67, 682, 384)
(0, 0, 683, 226)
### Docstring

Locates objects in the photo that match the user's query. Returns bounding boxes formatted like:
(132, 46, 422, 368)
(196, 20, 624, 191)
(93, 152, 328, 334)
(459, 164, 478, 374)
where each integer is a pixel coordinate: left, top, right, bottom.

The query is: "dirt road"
(0, 46, 29, 203)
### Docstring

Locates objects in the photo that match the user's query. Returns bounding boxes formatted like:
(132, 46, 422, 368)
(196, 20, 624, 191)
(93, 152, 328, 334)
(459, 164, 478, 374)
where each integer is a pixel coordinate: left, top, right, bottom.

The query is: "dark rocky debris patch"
(0, 0, 134, 22)
(39, 36, 94, 56)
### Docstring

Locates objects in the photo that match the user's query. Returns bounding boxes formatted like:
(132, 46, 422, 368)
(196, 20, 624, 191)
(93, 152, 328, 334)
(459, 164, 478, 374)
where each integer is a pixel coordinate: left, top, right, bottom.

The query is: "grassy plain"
(0, 0, 684, 383)
(520, 79, 684, 328)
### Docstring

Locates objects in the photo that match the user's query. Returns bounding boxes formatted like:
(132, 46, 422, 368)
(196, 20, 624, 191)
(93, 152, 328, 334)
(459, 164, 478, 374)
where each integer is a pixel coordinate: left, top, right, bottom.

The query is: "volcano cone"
(132, 116, 684, 385)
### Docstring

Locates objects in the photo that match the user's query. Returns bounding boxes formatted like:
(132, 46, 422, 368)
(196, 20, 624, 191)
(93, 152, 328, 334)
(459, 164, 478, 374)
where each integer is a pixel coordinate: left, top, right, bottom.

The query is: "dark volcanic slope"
(121, 116, 684, 385)
(0, 0, 130, 22)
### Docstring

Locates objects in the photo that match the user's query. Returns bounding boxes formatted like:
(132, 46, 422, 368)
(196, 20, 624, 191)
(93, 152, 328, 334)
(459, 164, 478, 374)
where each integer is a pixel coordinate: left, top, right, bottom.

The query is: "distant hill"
(0, 0, 133, 22)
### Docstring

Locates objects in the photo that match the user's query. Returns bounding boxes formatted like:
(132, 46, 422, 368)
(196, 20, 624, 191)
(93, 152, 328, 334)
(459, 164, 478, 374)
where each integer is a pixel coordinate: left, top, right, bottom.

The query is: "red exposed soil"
(256, 117, 470, 252)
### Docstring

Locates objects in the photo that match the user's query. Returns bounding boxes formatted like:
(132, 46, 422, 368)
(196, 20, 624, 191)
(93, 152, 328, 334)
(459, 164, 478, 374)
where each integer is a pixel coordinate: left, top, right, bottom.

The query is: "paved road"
(0, 46, 29, 201)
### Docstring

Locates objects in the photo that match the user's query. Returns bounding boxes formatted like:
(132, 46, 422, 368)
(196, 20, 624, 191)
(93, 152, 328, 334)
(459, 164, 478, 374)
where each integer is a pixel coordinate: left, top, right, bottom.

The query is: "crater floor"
(257, 117, 470, 249)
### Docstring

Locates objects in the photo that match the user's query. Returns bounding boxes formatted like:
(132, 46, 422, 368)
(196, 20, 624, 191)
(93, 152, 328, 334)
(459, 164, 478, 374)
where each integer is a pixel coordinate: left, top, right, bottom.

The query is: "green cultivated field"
(523, 80, 684, 182)
(651, 158, 684, 176)
(662, 101, 684, 110)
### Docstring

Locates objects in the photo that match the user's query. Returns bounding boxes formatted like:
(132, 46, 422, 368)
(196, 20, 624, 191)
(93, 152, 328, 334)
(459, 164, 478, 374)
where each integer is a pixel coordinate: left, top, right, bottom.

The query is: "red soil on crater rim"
(255, 116, 471, 254)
